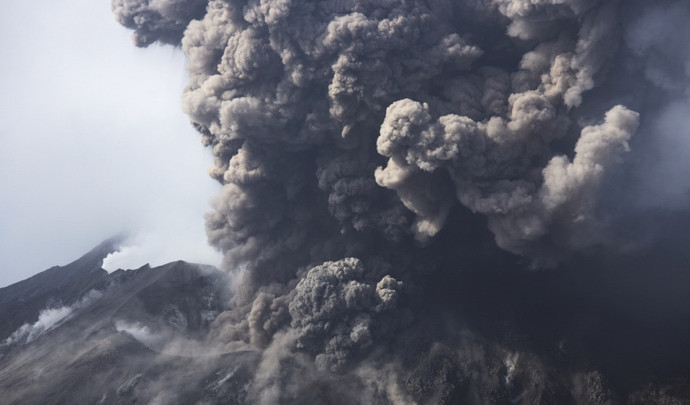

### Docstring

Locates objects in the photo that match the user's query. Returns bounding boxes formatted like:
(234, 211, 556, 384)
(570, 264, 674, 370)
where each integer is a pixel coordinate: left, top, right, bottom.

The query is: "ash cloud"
(623, 1, 690, 210)
(288, 258, 402, 371)
(112, 0, 208, 46)
(113, 0, 690, 402)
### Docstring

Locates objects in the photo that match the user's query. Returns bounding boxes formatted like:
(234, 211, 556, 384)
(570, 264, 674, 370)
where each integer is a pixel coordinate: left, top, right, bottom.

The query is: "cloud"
(106, 0, 690, 402)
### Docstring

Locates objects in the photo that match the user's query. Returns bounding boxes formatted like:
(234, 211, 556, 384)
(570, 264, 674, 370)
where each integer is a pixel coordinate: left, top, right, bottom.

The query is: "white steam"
(102, 229, 222, 272)
(1, 289, 102, 347)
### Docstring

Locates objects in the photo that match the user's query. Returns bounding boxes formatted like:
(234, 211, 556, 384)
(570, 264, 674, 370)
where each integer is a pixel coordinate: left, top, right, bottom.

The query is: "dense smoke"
(114, 0, 690, 402)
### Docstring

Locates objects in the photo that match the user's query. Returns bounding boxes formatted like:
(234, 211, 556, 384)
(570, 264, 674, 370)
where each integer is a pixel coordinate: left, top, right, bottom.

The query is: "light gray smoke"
(114, 0, 690, 402)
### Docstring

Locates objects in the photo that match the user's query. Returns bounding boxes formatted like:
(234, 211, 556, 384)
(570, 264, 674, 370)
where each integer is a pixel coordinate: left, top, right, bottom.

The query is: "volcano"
(2, 239, 690, 404)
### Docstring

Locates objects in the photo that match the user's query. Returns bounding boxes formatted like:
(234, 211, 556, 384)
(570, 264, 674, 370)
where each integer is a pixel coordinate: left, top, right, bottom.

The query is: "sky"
(0, 0, 222, 287)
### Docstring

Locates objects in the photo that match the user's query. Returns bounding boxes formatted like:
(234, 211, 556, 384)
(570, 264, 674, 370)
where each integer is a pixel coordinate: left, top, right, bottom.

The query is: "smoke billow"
(114, 0, 690, 402)
(112, 0, 207, 46)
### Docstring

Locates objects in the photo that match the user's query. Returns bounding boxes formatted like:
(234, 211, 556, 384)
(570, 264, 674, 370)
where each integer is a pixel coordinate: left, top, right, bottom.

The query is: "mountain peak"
(73, 234, 127, 267)
(0, 236, 127, 342)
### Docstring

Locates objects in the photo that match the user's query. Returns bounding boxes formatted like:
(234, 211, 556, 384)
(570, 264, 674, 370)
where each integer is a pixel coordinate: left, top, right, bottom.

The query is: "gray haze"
(0, 0, 222, 287)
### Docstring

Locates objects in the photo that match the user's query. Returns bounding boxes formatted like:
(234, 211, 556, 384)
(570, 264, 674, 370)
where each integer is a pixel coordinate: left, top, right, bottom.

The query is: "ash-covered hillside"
(0, 240, 247, 404)
(4, 235, 690, 404)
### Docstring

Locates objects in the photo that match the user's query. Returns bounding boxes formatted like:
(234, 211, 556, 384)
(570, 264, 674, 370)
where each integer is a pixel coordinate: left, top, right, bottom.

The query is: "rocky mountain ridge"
(3, 240, 690, 404)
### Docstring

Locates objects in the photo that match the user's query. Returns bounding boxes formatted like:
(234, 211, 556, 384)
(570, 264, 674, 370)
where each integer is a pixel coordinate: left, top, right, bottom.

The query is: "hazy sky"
(0, 0, 222, 287)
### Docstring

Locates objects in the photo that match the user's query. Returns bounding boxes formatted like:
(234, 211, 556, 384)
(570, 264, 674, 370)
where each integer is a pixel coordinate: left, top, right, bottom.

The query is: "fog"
(0, 0, 222, 287)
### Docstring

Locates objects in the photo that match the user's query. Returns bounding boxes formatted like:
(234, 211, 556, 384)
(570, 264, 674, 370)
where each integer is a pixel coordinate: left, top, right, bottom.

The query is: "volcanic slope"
(0, 240, 260, 405)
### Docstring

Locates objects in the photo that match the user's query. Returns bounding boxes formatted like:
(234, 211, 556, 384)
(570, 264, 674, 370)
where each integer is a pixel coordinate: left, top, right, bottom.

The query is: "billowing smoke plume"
(114, 0, 690, 402)
(289, 258, 402, 371)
